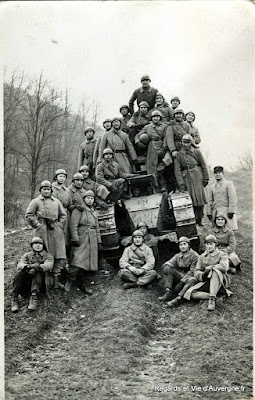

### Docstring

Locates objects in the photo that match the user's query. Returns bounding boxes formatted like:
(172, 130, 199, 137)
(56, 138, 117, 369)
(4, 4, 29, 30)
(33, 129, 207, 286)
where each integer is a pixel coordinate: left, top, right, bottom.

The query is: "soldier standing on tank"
(128, 75, 158, 115)
(127, 101, 151, 145)
(169, 96, 181, 117)
(119, 105, 132, 134)
(25, 181, 67, 290)
(78, 126, 97, 174)
(135, 110, 169, 192)
(11, 237, 54, 312)
(93, 119, 112, 168)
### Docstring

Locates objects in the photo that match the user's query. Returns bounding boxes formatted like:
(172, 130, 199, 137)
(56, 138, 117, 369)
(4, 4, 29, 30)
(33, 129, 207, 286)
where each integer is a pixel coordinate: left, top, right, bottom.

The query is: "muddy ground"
(4, 171, 253, 400)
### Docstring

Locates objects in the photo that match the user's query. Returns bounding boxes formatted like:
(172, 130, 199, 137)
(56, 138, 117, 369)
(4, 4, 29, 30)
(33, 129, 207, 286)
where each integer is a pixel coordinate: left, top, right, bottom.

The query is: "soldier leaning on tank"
(99, 117, 138, 174)
(52, 169, 72, 262)
(11, 237, 54, 313)
(25, 181, 66, 290)
(174, 134, 209, 226)
(118, 229, 157, 290)
(66, 190, 102, 294)
(127, 101, 152, 145)
(96, 148, 135, 202)
(128, 75, 158, 115)
(67, 173, 87, 213)
(119, 105, 131, 134)
(93, 119, 112, 168)
(78, 126, 97, 174)
(79, 164, 109, 210)
(135, 110, 170, 192)
(158, 236, 199, 303)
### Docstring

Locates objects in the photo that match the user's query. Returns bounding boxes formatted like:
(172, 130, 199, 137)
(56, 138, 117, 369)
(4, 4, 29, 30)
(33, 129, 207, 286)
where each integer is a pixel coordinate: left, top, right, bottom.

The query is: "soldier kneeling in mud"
(11, 237, 54, 312)
(118, 229, 157, 289)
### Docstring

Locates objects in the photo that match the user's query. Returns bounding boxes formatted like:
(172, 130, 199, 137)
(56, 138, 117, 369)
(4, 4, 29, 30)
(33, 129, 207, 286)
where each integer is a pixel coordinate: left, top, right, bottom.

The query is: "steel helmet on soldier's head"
(132, 229, 144, 238)
(103, 148, 114, 156)
(179, 236, 190, 244)
(119, 105, 130, 113)
(182, 134, 193, 143)
(72, 173, 84, 182)
(54, 169, 67, 180)
(151, 110, 162, 119)
(155, 92, 164, 99)
(173, 108, 184, 115)
(31, 237, 44, 246)
(39, 180, 52, 191)
(79, 165, 90, 173)
(205, 234, 218, 244)
(137, 222, 149, 229)
(171, 96, 180, 103)
(185, 111, 196, 120)
(112, 117, 122, 123)
(139, 101, 149, 109)
(215, 212, 227, 224)
(84, 190, 95, 198)
(84, 126, 95, 135)
(141, 75, 151, 82)
(103, 118, 112, 125)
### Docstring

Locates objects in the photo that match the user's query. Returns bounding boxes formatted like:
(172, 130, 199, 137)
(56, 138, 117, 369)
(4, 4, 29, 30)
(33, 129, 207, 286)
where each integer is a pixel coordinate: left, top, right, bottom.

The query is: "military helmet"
(173, 108, 184, 115)
(137, 221, 149, 229)
(84, 126, 95, 135)
(141, 75, 151, 82)
(103, 118, 112, 125)
(119, 105, 130, 113)
(139, 101, 149, 108)
(182, 134, 193, 143)
(39, 180, 52, 191)
(151, 110, 162, 119)
(31, 237, 44, 246)
(132, 229, 144, 237)
(84, 190, 95, 198)
(54, 168, 67, 180)
(179, 236, 190, 244)
(79, 165, 90, 173)
(103, 148, 114, 156)
(171, 96, 180, 103)
(112, 117, 122, 123)
(205, 234, 218, 244)
(214, 212, 227, 224)
(72, 173, 84, 182)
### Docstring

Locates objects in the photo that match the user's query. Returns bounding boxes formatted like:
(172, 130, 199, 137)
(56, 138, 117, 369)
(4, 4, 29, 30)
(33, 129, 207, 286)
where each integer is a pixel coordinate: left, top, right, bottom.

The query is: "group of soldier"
(10, 75, 240, 313)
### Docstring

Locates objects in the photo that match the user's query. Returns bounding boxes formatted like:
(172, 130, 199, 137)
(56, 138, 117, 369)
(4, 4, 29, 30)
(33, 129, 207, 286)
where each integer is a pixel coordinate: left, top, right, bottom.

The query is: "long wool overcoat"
(174, 147, 209, 207)
(165, 121, 190, 154)
(52, 182, 71, 245)
(26, 195, 66, 259)
(99, 129, 137, 173)
(70, 206, 101, 271)
(78, 137, 97, 170)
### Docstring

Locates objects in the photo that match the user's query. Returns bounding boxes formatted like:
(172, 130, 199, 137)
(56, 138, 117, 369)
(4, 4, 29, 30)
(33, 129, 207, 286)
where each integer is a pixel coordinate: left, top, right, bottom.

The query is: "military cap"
(213, 166, 224, 174)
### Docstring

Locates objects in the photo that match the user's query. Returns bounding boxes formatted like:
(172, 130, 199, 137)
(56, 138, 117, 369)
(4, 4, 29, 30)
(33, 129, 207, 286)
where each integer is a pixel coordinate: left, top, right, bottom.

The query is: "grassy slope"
(4, 170, 252, 400)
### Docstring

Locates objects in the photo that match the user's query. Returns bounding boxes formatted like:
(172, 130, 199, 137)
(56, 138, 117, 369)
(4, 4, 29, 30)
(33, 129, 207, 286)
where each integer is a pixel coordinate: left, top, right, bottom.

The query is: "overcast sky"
(1, 1, 255, 169)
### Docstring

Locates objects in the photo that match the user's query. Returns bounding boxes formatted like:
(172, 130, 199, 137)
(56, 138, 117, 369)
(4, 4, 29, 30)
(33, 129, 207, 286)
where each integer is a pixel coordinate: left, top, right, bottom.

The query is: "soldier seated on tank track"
(118, 229, 157, 289)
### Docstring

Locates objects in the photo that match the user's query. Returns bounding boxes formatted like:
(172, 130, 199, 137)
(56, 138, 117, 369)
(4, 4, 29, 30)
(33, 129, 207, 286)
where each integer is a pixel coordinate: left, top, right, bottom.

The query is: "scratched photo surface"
(1, 2, 254, 400)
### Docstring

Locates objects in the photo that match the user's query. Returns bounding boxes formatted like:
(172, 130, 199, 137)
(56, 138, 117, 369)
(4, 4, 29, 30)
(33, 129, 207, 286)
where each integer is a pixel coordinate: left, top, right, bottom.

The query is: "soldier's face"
(206, 242, 216, 253)
(81, 170, 90, 179)
(141, 79, 150, 88)
(186, 113, 195, 123)
(179, 242, 189, 253)
(74, 179, 83, 188)
(155, 96, 164, 105)
(214, 172, 224, 181)
(133, 235, 143, 246)
(103, 122, 112, 131)
(171, 100, 180, 109)
(174, 112, 183, 122)
(85, 130, 94, 140)
(140, 106, 148, 115)
(182, 141, 191, 150)
(112, 120, 121, 129)
(139, 226, 148, 235)
(104, 153, 113, 162)
(56, 174, 66, 184)
(41, 187, 51, 197)
(216, 217, 226, 227)
(32, 243, 44, 252)
(85, 196, 94, 206)
(120, 108, 129, 116)
(152, 115, 161, 124)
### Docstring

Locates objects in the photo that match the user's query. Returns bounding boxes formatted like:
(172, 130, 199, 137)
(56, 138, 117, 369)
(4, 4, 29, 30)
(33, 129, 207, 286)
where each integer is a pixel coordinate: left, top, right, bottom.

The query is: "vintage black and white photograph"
(1, 1, 254, 399)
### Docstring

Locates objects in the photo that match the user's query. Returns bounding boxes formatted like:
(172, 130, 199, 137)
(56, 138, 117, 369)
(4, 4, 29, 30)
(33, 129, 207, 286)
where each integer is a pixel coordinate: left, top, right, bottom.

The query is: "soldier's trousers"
(118, 269, 157, 286)
(13, 270, 43, 296)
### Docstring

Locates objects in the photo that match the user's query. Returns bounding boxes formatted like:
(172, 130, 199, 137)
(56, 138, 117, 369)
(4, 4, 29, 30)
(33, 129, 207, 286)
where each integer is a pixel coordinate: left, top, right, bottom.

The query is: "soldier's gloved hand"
(179, 184, 186, 193)
(136, 268, 145, 276)
(72, 241, 80, 247)
(207, 215, 212, 221)
(228, 213, 234, 219)
(110, 185, 119, 194)
(28, 267, 36, 275)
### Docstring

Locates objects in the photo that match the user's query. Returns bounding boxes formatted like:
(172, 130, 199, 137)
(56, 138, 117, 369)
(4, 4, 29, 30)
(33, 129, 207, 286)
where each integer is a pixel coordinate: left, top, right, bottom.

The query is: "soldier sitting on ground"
(118, 229, 157, 290)
(11, 237, 54, 312)
(158, 236, 199, 303)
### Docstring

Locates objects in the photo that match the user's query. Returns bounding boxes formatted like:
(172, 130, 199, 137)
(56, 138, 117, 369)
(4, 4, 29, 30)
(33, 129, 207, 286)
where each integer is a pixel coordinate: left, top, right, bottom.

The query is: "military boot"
(53, 274, 65, 290)
(166, 296, 182, 308)
(11, 295, 19, 313)
(123, 282, 138, 289)
(207, 295, 216, 311)
(158, 289, 174, 302)
(28, 293, 38, 311)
